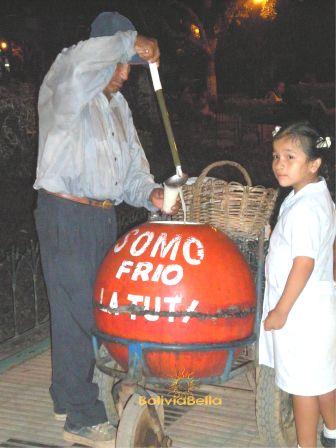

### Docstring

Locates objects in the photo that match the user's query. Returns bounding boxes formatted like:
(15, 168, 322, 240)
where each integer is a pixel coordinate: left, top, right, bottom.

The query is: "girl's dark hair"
(273, 121, 331, 161)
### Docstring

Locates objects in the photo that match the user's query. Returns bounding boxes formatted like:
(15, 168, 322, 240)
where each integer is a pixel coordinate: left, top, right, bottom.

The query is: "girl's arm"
(333, 238, 336, 281)
(264, 256, 314, 331)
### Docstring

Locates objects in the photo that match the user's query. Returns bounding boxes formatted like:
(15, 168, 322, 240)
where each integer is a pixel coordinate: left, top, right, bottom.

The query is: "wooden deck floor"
(0, 348, 267, 447)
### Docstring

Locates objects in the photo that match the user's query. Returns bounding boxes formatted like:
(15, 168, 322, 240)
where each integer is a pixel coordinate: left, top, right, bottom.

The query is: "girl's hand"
(264, 308, 288, 331)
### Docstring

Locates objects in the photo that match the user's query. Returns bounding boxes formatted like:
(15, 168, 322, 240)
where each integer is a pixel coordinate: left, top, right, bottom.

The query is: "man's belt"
(45, 190, 114, 209)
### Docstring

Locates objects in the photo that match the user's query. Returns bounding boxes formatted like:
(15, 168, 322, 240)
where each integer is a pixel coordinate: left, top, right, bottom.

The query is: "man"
(34, 11, 176, 447)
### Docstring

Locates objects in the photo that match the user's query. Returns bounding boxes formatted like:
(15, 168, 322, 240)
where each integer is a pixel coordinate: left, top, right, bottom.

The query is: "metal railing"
(0, 240, 49, 344)
(0, 205, 149, 345)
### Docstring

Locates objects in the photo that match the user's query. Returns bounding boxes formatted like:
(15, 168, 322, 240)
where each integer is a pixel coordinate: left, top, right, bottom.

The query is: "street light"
(0, 41, 8, 50)
(250, 0, 277, 19)
(190, 24, 201, 40)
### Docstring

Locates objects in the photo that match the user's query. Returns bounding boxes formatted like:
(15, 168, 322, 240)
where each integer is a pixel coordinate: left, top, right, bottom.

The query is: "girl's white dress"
(259, 179, 336, 396)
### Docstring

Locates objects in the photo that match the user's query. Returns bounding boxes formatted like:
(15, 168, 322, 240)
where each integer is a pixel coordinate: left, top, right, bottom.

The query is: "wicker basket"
(175, 161, 278, 238)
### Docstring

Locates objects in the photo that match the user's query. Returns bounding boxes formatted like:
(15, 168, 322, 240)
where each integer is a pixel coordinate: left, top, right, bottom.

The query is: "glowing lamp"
(190, 24, 201, 40)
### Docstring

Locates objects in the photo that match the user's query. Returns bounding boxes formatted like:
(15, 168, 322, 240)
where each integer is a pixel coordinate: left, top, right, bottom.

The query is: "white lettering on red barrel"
(144, 296, 160, 322)
(164, 295, 182, 322)
(99, 288, 199, 324)
(131, 262, 153, 281)
(130, 231, 155, 256)
(114, 228, 139, 253)
(108, 291, 119, 315)
(182, 299, 199, 323)
(116, 260, 134, 279)
(150, 233, 182, 260)
(101, 230, 206, 324)
(100, 287, 104, 304)
(151, 264, 164, 282)
(116, 260, 184, 286)
(160, 264, 183, 286)
(115, 230, 204, 266)
(98, 288, 119, 315)
(127, 294, 143, 320)
(183, 237, 204, 265)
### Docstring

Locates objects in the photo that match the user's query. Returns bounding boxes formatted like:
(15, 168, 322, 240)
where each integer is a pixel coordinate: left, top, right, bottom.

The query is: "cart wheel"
(116, 392, 168, 448)
(93, 345, 119, 423)
(256, 365, 296, 447)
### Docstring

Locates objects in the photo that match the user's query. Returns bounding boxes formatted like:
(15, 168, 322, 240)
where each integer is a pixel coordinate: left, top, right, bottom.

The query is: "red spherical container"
(94, 221, 256, 379)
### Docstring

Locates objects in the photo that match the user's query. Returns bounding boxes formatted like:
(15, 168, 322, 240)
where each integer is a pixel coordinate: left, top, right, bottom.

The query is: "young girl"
(259, 122, 336, 448)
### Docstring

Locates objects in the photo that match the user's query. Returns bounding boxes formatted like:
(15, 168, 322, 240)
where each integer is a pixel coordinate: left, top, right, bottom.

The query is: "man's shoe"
(63, 421, 116, 448)
(53, 405, 66, 421)
(54, 411, 67, 421)
(321, 431, 336, 448)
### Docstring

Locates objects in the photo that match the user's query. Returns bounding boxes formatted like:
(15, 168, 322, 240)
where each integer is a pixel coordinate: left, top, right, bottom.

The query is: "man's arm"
(40, 32, 159, 129)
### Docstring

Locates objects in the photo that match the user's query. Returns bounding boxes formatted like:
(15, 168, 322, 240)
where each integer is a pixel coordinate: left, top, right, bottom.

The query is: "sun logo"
(169, 370, 198, 399)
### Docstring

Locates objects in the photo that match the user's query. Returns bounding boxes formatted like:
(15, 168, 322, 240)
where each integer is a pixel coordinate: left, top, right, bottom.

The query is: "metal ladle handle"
(149, 63, 182, 171)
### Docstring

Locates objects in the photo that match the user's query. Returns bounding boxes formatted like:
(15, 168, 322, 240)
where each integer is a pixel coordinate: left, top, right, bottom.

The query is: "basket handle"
(189, 161, 252, 222)
(194, 161, 252, 195)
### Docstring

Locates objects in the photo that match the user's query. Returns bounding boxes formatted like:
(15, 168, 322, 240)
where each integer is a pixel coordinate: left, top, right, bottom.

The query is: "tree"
(157, 0, 277, 101)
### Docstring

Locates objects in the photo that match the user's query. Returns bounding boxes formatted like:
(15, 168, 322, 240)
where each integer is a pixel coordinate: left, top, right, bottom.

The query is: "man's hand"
(169, 196, 181, 215)
(135, 35, 160, 64)
(264, 308, 288, 331)
(149, 188, 181, 215)
(149, 188, 164, 210)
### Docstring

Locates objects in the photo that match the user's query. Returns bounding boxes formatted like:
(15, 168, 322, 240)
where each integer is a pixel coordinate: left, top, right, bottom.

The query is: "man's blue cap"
(90, 12, 147, 65)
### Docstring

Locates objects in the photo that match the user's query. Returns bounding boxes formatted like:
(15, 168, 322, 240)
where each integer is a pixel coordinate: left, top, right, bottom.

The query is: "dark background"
(0, 0, 334, 95)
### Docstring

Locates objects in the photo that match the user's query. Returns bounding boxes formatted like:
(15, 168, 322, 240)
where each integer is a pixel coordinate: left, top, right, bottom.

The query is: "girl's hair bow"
(272, 126, 281, 137)
(316, 136, 331, 149)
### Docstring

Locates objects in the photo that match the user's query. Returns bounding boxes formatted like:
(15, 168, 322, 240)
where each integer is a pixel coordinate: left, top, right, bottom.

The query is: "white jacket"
(34, 30, 160, 210)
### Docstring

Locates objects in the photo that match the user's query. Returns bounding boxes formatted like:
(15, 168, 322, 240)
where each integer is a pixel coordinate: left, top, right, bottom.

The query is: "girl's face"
(272, 136, 321, 193)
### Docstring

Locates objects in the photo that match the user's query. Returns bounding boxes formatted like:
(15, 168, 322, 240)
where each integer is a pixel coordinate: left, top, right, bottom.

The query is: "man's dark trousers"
(35, 190, 118, 427)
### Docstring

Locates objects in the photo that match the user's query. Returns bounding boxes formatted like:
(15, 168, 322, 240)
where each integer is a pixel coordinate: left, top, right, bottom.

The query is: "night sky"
(0, 0, 334, 94)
